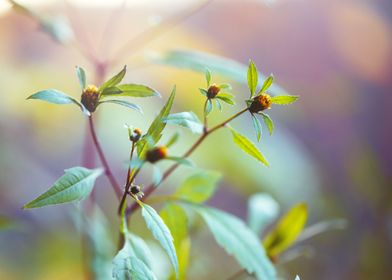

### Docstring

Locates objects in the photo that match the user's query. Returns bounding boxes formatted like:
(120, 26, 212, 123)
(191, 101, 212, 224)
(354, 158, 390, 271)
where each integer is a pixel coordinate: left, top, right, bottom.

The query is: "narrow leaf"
(76, 66, 86, 90)
(137, 87, 176, 158)
(165, 132, 179, 148)
(23, 167, 102, 209)
(199, 88, 207, 96)
(98, 100, 142, 113)
(205, 68, 211, 87)
(165, 157, 194, 167)
(141, 203, 179, 278)
(229, 127, 269, 167)
(175, 171, 221, 203)
(270, 95, 299, 105)
(27, 89, 90, 116)
(219, 83, 232, 90)
(204, 99, 213, 116)
(99, 66, 126, 92)
(263, 203, 308, 257)
(162, 112, 203, 134)
(247, 193, 280, 235)
(216, 94, 235, 105)
(259, 74, 274, 94)
(215, 99, 222, 111)
(261, 112, 274, 135)
(251, 114, 262, 142)
(186, 204, 276, 280)
(101, 84, 160, 98)
(160, 203, 190, 280)
(247, 60, 258, 98)
(296, 219, 347, 243)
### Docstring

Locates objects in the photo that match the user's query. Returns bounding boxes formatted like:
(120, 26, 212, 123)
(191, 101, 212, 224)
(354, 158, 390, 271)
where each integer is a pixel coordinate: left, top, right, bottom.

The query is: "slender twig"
(88, 116, 122, 199)
(125, 108, 249, 215)
(118, 166, 143, 215)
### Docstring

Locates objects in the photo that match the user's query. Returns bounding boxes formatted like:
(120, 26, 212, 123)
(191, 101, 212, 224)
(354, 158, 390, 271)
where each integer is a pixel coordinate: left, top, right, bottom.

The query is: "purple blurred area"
(0, 0, 391, 279)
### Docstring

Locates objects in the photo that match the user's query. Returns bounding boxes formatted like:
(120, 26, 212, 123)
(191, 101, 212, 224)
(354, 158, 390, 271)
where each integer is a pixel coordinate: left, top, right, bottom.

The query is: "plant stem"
(88, 115, 122, 199)
(118, 166, 142, 215)
(125, 108, 249, 215)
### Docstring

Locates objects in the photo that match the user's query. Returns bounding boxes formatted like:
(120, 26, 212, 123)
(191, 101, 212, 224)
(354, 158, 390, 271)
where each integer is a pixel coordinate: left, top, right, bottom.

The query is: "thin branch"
(125, 108, 248, 215)
(88, 116, 122, 199)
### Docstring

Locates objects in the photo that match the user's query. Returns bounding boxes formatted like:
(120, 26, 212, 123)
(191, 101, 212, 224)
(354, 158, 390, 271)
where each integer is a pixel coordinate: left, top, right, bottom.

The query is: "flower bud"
(207, 84, 220, 99)
(248, 93, 272, 113)
(145, 146, 168, 163)
(130, 185, 141, 195)
(130, 128, 142, 142)
(81, 85, 99, 112)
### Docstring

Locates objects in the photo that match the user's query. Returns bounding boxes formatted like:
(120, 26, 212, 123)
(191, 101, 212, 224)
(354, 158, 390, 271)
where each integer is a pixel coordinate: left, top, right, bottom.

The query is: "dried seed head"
(130, 128, 142, 142)
(249, 93, 272, 113)
(130, 185, 141, 195)
(145, 146, 168, 163)
(81, 85, 99, 112)
(207, 84, 220, 99)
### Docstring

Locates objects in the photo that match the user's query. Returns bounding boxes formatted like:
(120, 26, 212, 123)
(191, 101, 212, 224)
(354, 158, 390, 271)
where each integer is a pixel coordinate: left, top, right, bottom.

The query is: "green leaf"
(165, 132, 179, 148)
(261, 112, 274, 135)
(263, 203, 308, 257)
(101, 84, 160, 98)
(215, 99, 222, 111)
(251, 114, 262, 142)
(141, 203, 179, 278)
(186, 204, 276, 280)
(247, 193, 280, 235)
(216, 93, 235, 105)
(199, 88, 207, 97)
(204, 99, 213, 116)
(175, 171, 221, 203)
(247, 60, 258, 98)
(151, 49, 288, 96)
(160, 203, 190, 280)
(229, 127, 269, 167)
(27, 89, 90, 116)
(137, 87, 176, 158)
(165, 157, 194, 167)
(162, 112, 203, 134)
(76, 66, 86, 90)
(99, 66, 126, 92)
(270, 95, 299, 105)
(23, 167, 103, 209)
(219, 83, 232, 90)
(259, 74, 274, 94)
(113, 255, 156, 280)
(98, 100, 142, 113)
(205, 68, 211, 87)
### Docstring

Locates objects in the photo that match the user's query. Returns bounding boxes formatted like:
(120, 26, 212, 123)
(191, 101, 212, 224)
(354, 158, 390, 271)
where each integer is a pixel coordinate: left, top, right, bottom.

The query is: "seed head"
(81, 85, 99, 112)
(130, 128, 142, 142)
(207, 84, 220, 99)
(249, 93, 272, 113)
(145, 146, 168, 163)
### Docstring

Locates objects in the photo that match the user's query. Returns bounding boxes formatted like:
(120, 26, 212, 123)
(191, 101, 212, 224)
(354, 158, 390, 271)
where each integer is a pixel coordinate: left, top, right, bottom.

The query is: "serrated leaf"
(229, 127, 269, 167)
(205, 68, 211, 87)
(259, 75, 274, 94)
(113, 254, 156, 280)
(76, 66, 86, 90)
(204, 99, 213, 116)
(151, 49, 288, 96)
(261, 112, 274, 135)
(263, 203, 308, 257)
(160, 203, 190, 280)
(101, 84, 160, 98)
(98, 100, 142, 113)
(175, 171, 221, 203)
(251, 114, 262, 142)
(162, 112, 203, 134)
(141, 203, 179, 278)
(247, 193, 280, 235)
(23, 167, 102, 209)
(99, 66, 126, 92)
(137, 87, 176, 158)
(270, 95, 299, 105)
(186, 204, 276, 280)
(27, 89, 90, 116)
(247, 60, 258, 98)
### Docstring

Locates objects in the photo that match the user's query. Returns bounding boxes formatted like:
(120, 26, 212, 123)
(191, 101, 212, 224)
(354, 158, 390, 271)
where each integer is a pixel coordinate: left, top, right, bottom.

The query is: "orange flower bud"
(145, 146, 168, 163)
(249, 93, 272, 113)
(207, 84, 220, 99)
(81, 85, 99, 112)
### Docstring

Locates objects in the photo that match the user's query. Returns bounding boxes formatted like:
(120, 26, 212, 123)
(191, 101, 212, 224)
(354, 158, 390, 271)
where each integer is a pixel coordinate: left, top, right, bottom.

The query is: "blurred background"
(0, 0, 391, 279)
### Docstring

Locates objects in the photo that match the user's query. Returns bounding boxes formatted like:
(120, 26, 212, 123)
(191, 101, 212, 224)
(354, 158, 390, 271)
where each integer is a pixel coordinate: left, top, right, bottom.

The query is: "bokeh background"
(0, 0, 391, 279)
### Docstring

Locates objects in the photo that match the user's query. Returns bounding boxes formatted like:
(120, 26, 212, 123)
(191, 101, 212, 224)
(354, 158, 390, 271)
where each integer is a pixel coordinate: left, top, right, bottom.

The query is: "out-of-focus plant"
(8, 1, 345, 279)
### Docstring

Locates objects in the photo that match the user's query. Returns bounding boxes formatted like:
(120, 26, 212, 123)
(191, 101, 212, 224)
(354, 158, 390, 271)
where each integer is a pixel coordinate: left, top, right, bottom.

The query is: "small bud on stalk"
(207, 84, 220, 99)
(81, 85, 99, 112)
(145, 146, 168, 163)
(129, 185, 144, 199)
(129, 128, 142, 142)
(248, 93, 272, 113)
